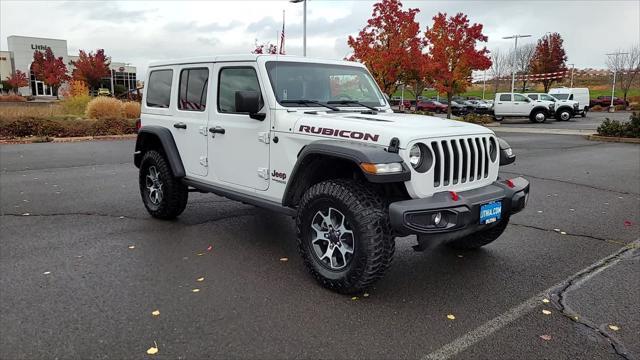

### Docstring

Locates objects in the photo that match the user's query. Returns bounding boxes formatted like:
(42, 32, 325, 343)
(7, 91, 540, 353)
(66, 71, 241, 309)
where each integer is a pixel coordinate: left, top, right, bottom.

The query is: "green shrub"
(61, 95, 91, 116)
(597, 112, 640, 138)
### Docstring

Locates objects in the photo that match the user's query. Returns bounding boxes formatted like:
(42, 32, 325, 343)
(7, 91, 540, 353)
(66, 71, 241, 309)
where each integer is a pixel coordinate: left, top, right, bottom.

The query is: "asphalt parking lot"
(1, 132, 639, 359)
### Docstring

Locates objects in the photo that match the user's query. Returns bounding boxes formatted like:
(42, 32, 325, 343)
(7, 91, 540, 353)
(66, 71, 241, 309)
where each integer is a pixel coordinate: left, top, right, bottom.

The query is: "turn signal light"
(505, 179, 515, 188)
(449, 191, 459, 201)
(360, 162, 403, 174)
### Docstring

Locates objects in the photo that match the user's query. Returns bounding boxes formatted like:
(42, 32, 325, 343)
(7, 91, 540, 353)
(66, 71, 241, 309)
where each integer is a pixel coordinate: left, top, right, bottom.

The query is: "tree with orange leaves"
(31, 48, 70, 99)
(424, 12, 492, 118)
(5, 70, 29, 94)
(347, 0, 423, 96)
(529, 33, 567, 92)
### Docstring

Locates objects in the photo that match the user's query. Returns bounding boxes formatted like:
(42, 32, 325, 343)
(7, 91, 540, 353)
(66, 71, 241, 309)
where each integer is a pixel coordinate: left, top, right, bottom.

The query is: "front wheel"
(445, 217, 510, 250)
(529, 110, 547, 123)
(139, 150, 188, 219)
(555, 108, 573, 121)
(296, 179, 394, 294)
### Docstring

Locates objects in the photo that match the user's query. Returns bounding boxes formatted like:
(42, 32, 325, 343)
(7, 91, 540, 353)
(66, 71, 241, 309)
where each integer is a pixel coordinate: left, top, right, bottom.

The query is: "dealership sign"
(30, 44, 50, 51)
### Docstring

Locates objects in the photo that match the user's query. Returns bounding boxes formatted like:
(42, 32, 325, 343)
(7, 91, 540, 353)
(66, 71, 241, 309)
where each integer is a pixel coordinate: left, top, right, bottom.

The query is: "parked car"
(492, 92, 554, 123)
(134, 54, 529, 294)
(97, 88, 111, 96)
(389, 96, 412, 109)
(466, 100, 492, 114)
(440, 100, 469, 116)
(526, 93, 579, 121)
(548, 87, 589, 116)
(416, 100, 447, 113)
(590, 96, 628, 108)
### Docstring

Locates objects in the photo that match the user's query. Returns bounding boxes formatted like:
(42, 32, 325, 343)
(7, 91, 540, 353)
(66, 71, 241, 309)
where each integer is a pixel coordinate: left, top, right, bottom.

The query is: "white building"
(2, 35, 136, 97)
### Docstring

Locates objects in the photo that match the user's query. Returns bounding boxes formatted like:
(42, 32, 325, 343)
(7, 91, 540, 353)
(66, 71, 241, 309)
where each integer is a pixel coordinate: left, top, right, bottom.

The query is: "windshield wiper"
(280, 99, 340, 111)
(327, 100, 380, 112)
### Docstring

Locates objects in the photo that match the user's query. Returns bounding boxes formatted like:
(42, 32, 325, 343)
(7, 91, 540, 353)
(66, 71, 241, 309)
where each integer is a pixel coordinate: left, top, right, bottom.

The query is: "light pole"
(482, 70, 487, 100)
(568, 63, 575, 88)
(605, 52, 628, 111)
(290, 0, 307, 56)
(503, 34, 531, 94)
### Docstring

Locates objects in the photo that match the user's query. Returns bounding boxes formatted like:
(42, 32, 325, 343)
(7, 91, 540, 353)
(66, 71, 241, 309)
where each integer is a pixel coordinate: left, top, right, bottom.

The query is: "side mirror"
(235, 91, 265, 120)
(498, 138, 516, 166)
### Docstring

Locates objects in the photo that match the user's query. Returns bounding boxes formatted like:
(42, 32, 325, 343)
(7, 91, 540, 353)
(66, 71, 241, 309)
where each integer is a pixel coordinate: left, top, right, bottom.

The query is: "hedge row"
(0, 117, 136, 139)
(596, 112, 640, 138)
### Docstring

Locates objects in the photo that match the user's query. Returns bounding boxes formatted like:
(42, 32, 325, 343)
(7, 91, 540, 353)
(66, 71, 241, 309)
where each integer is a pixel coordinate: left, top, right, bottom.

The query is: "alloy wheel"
(309, 207, 355, 270)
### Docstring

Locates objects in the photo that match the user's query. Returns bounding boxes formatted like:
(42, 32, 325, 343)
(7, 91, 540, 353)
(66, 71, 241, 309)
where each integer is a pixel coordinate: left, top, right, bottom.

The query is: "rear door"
(172, 65, 212, 176)
(512, 93, 530, 116)
(207, 62, 271, 191)
(495, 93, 512, 115)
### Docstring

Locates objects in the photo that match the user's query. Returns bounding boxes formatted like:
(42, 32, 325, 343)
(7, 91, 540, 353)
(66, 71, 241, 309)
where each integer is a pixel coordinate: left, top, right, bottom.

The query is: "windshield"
(266, 61, 387, 108)
(552, 94, 570, 100)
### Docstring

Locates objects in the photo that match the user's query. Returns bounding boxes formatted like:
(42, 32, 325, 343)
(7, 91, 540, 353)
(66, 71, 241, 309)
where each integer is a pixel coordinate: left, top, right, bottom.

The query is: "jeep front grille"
(430, 136, 495, 188)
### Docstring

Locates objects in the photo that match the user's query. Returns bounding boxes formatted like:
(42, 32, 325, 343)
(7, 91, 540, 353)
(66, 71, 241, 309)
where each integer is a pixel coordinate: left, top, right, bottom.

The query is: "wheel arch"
(282, 140, 410, 208)
(134, 126, 186, 178)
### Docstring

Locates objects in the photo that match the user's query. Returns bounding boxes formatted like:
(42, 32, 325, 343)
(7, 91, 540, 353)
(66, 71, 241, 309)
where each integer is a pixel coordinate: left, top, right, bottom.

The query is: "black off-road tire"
(445, 217, 510, 250)
(296, 179, 394, 294)
(139, 150, 188, 219)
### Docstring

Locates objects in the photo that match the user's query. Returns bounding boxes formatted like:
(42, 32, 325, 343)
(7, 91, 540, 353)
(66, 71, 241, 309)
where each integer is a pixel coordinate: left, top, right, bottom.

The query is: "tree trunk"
(447, 92, 452, 119)
(521, 80, 527, 93)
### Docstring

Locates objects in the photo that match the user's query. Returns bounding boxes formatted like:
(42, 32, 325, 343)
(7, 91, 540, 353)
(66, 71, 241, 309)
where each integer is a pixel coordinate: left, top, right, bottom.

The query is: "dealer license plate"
(480, 201, 502, 224)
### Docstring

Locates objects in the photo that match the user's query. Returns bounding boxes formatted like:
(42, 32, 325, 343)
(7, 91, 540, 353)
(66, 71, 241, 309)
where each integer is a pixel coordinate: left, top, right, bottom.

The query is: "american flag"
(279, 10, 285, 55)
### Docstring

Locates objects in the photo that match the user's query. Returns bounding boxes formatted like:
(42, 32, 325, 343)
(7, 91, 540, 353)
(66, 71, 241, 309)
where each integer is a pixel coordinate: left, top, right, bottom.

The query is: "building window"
(146, 70, 173, 108)
(178, 68, 208, 111)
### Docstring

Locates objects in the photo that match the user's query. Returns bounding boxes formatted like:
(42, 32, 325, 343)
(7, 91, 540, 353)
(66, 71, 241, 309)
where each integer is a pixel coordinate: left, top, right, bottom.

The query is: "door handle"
(173, 122, 187, 129)
(209, 126, 226, 134)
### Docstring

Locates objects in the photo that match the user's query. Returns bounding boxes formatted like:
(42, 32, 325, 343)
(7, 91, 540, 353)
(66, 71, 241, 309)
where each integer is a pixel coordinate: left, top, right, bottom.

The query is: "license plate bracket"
(480, 201, 502, 224)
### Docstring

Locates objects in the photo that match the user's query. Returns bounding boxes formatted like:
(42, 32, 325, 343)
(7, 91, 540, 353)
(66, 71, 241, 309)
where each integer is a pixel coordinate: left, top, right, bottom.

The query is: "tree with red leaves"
(424, 12, 492, 118)
(31, 48, 70, 99)
(529, 32, 568, 92)
(70, 49, 111, 92)
(347, 0, 422, 96)
(5, 70, 29, 94)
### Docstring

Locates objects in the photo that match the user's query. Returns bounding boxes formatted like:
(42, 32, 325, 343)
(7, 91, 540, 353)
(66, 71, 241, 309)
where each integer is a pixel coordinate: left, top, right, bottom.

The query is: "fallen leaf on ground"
(146, 341, 158, 355)
(457, 254, 464, 258)
(542, 298, 550, 303)
(560, 231, 567, 235)
(553, 229, 560, 232)
(119, 216, 125, 219)
(608, 324, 620, 331)
(542, 309, 552, 315)
(537, 210, 543, 213)
(447, 314, 456, 320)
(280, 257, 288, 262)
(196, 277, 204, 282)
(43, 271, 51, 275)
(207, 245, 213, 252)
(128, 245, 135, 249)
(151, 310, 160, 316)
(196, 253, 204, 256)
(351, 296, 358, 301)
(192, 288, 200, 293)
(569, 208, 575, 211)
(363, 293, 370, 297)
(624, 220, 633, 227)
(539, 334, 552, 341)
(22, 213, 30, 216)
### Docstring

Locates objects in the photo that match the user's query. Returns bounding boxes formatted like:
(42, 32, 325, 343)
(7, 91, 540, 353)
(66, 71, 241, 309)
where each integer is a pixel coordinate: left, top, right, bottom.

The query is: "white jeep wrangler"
(492, 92, 555, 123)
(134, 55, 530, 294)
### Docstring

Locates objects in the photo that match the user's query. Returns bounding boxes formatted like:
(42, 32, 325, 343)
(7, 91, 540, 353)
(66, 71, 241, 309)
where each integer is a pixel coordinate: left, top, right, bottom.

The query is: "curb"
(586, 135, 640, 144)
(0, 134, 137, 145)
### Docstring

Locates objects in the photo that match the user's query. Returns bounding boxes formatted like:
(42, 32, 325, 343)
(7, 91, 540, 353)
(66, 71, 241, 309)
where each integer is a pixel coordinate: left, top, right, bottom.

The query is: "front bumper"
(389, 177, 530, 237)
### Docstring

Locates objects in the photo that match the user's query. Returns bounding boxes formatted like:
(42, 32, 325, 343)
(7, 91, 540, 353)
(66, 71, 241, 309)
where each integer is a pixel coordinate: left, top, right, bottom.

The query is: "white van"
(548, 87, 590, 117)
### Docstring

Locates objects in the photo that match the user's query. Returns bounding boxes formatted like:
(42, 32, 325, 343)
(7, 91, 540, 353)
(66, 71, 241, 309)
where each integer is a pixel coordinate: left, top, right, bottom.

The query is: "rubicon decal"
(298, 125, 380, 142)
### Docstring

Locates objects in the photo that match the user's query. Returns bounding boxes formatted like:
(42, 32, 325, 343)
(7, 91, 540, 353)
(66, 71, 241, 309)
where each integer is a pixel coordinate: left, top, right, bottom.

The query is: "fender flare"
(531, 106, 551, 115)
(282, 140, 410, 207)
(134, 126, 186, 178)
(555, 105, 574, 115)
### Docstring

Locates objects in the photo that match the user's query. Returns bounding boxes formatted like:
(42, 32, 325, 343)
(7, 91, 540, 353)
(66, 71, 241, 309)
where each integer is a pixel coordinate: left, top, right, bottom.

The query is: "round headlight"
(409, 144, 422, 168)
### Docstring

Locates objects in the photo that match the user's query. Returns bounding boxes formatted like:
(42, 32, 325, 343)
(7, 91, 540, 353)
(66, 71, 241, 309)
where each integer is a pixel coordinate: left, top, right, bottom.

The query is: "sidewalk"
(492, 127, 597, 136)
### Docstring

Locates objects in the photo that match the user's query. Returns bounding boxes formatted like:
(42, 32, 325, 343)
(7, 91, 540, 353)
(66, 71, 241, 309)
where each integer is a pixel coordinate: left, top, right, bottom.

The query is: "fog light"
(433, 212, 442, 225)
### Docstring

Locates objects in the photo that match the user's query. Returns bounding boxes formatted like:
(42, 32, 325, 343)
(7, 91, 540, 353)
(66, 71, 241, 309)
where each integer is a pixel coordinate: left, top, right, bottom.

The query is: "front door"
(208, 63, 270, 191)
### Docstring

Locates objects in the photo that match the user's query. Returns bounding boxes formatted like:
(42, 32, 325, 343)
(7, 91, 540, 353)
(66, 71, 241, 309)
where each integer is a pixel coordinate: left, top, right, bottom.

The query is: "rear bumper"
(389, 177, 530, 237)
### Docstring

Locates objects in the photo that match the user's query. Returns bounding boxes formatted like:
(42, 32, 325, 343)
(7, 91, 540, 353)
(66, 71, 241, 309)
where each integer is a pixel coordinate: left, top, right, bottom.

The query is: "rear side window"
(499, 94, 511, 101)
(146, 70, 173, 108)
(527, 94, 537, 100)
(514, 94, 528, 102)
(218, 67, 263, 113)
(179, 68, 209, 111)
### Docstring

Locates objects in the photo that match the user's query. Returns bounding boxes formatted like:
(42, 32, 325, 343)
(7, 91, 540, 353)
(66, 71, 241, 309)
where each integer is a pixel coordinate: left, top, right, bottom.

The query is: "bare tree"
(607, 45, 640, 103)
(509, 43, 535, 92)
(490, 49, 509, 93)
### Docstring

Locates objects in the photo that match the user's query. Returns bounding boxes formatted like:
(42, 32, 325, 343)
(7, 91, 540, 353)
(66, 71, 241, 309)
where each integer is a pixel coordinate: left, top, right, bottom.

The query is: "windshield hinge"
(199, 156, 208, 167)
(199, 126, 208, 136)
(258, 132, 270, 144)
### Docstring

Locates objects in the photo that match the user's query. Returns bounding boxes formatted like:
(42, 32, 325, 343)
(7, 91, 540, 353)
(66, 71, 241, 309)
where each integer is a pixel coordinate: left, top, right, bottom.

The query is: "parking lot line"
(422, 240, 639, 360)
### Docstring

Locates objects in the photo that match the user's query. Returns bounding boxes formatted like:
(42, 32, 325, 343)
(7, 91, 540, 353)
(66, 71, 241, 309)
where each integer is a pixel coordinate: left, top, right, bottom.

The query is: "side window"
(499, 94, 511, 102)
(514, 94, 527, 102)
(218, 67, 263, 113)
(569, 94, 574, 100)
(527, 94, 537, 101)
(147, 70, 173, 108)
(178, 68, 209, 111)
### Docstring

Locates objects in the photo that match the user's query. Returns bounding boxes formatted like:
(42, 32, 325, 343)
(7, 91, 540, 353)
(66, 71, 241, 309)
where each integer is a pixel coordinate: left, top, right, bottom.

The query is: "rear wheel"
(493, 116, 504, 122)
(555, 108, 572, 121)
(446, 217, 510, 250)
(296, 179, 394, 294)
(529, 109, 547, 123)
(139, 150, 188, 219)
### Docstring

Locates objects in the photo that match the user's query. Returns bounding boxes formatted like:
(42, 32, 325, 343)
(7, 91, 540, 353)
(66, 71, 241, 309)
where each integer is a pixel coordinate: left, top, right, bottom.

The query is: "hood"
(293, 111, 493, 149)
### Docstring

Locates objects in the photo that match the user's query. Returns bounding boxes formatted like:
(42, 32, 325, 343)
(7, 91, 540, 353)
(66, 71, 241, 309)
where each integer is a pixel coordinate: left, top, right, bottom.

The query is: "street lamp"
(290, 0, 307, 56)
(605, 52, 628, 111)
(503, 34, 531, 94)
(568, 63, 575, 88)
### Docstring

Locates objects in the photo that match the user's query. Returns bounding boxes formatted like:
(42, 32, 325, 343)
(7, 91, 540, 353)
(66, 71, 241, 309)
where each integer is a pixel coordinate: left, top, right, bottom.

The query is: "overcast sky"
(1, 0, 639, 75)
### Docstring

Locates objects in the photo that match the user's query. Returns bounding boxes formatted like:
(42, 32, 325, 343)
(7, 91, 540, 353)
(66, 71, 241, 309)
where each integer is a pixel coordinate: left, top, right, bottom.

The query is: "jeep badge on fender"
(133, 54, 530, 294)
